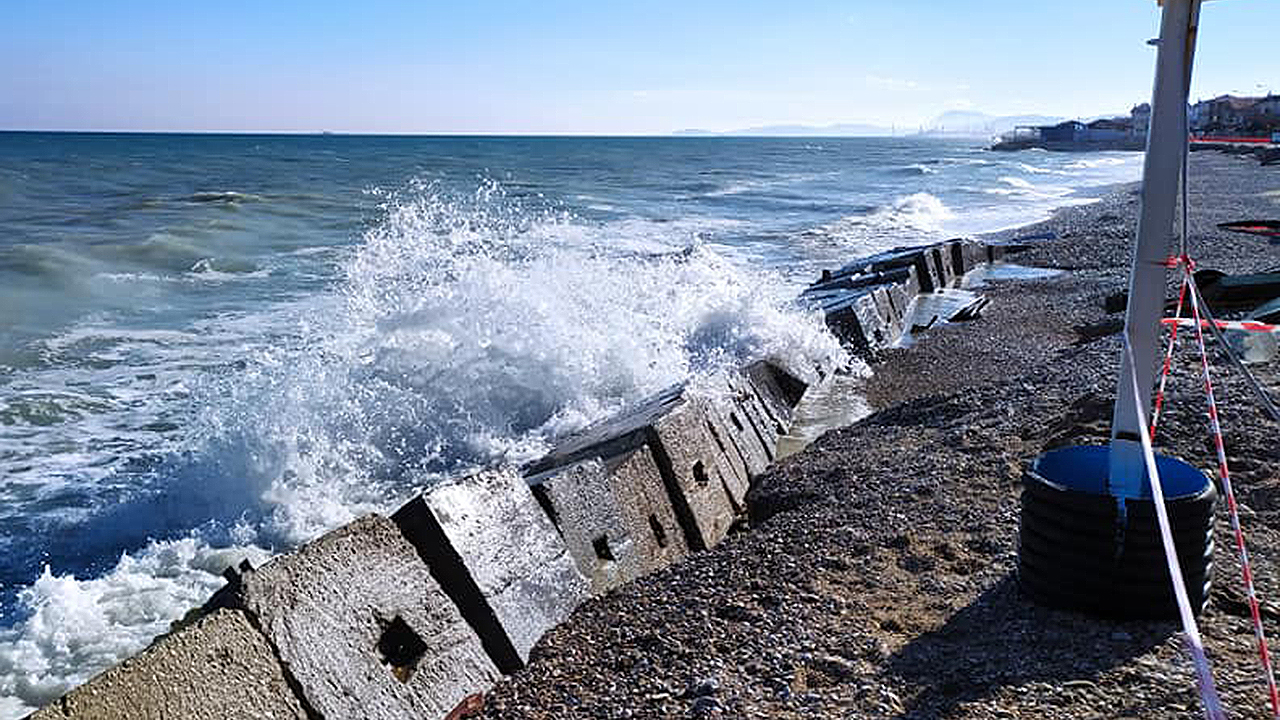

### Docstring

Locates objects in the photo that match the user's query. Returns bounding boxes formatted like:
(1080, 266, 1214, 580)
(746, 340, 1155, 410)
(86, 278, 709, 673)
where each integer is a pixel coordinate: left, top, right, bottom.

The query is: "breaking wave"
(0, 177, 846, 717)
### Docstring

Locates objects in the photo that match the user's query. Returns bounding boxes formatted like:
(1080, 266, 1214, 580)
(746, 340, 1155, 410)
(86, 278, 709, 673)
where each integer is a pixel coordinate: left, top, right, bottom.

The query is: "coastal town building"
(993, 104, 1148, 151)
(995, 94, 1280, 150)
(1189, 93, 1280, 135)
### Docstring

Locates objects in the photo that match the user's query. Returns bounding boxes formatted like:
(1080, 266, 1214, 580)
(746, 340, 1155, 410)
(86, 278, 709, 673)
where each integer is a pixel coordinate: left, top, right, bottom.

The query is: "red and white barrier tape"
(1162, 317, 1280, 334)
(1151, 274, 1191, 438)
(1186, 279, 1280, 717)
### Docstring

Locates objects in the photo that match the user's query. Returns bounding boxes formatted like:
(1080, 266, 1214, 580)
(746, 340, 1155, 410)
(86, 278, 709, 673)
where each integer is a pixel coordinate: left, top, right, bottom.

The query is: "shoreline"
(481, 150, 1280, 718)
(775, 177, 1143, 462)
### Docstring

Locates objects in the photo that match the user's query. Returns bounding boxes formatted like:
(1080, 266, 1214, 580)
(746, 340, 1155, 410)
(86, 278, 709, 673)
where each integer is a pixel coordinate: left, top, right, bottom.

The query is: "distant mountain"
(924, 111, 1065, 137)
(673, 112, 1078, 139)
(672, 122, 895, 137)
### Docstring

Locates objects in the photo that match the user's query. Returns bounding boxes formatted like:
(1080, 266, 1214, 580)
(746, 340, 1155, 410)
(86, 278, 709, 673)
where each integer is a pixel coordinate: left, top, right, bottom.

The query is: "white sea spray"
(0, 177, 845, 717)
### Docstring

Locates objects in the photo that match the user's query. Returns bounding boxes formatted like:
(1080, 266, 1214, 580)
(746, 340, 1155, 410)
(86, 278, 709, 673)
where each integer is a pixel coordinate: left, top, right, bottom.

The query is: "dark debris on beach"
(481, 151, 1280, 719)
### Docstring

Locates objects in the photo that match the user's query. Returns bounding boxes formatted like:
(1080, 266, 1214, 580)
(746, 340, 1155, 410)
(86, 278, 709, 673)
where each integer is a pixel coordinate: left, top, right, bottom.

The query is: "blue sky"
(1, 0, 1276, 133)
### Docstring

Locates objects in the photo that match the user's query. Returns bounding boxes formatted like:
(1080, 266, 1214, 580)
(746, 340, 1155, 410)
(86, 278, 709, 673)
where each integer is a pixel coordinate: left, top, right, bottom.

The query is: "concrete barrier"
(741, 360, 806, 435)
(810, 265, 914, 295)
(835, 247, 943, 293)
(884, 279, 913, 324)
(392, 469, 590, 672)
(27, 608, 309, 720)
(813, 290, 894, 355)
(928, 245, 956, 289)
(527, 444, 687, 594)
(697, 390, 759, 509)
(211, 514, 499, 720)
(524, 363, 808, 583)
(526, 386, 749, 551)
(950, 238, 987, 277)
(723, 372, 778, 475)
(805, 241, 993, 356)
(716, 360, 810, 480)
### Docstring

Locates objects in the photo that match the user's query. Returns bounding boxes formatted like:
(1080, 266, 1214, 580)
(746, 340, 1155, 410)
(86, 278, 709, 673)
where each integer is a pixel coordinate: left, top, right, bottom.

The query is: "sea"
(0, 132, 1142, 716)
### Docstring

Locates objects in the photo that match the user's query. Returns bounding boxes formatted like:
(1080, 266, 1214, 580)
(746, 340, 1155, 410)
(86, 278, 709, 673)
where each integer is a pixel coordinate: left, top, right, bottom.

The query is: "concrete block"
(527, 444, 687, 594)
(947, 238, 967, 277)
(929, 245, 956, 289)
(719, 372, 777, 481)
(872, 286, 907, 342)
(955, 239, 988, 275)
(392, 469, 590, 672)
(741, 359, 807, 431)
(818, 291, 870, 351)
(28, 608, 308, 720)
(805, 265, 913, 296)
(884, 279, 914, 321)
(651, 397, 747, 547)
(829, 247, 940, 293)
(218, 515, 500, 720)
(525, 387, 746, 551)
(820, 290, 897, 355)
(897, 263, 921, 300)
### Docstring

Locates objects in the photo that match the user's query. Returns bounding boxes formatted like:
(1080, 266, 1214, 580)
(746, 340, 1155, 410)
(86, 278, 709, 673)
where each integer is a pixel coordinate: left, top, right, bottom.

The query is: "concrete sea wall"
(28, 238, 1002, 720)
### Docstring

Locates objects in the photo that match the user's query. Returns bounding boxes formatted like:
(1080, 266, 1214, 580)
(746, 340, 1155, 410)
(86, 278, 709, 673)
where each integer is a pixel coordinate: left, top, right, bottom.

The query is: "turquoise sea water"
(0, 132, 1142, 715)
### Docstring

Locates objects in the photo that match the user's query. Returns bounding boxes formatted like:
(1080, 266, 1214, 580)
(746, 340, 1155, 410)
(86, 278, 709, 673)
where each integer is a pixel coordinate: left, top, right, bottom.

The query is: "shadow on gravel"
(882, 573, 1175, 719)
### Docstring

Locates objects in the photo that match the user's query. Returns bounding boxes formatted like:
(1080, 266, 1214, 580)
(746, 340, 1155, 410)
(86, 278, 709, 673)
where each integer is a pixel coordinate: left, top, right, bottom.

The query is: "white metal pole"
(1110, 0, 1202, 496)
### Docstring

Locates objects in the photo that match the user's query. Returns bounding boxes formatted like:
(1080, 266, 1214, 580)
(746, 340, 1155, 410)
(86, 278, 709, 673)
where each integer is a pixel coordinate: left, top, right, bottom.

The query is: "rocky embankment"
(480, 151, 1280, 719)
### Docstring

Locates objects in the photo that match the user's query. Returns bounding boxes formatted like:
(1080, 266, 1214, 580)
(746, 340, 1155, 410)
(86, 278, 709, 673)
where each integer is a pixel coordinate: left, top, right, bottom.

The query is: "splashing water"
(0, 176, 845, 716)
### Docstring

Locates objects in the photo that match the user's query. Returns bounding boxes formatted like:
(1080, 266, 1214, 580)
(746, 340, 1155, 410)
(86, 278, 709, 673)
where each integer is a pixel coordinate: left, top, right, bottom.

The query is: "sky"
(1, 0, 1276, 134)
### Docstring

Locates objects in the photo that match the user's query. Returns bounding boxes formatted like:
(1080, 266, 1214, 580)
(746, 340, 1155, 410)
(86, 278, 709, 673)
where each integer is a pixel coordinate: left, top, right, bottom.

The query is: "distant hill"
(923, 111, 1065, 137)
(672, 112, 1079, 139)
(672, 122, 895, 137)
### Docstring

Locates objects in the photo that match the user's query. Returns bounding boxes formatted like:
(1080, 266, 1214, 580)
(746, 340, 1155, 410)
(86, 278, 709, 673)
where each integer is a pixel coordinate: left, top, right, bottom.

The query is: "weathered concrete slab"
(808, 265, 914, 295)
(873, 285, 907, 341)
(718, 373, 776, 483)
(527, 444, 687, 594)
(817, 287, 906, 355)
(217, 515, 499, 720)
(884, 279, 914, 323)
(741, 359, 807, 433)
(28, 608, 308, 720)
(525, 387, 746, 551)
(818, 290, 881, 354)
(889, 264, 920, 306)
(649, 397, 745, 547)
(928, 244, 956, 289)
(825, 246, 941, 293)
(907, 287, 990, 329)
(950, 238, 988, 276)
(392, 469, 590, 671)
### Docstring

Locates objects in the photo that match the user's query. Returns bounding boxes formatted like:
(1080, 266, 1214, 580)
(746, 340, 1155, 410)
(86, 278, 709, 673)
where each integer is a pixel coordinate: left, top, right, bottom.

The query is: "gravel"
(480, 150, 1280, 719)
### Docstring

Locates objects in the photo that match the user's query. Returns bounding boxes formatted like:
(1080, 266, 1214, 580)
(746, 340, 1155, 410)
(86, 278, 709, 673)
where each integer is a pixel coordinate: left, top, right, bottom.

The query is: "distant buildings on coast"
(993, 93, 1280, 151)
(1190, 94, 1280, 136)
(993, 104, 1150, 151)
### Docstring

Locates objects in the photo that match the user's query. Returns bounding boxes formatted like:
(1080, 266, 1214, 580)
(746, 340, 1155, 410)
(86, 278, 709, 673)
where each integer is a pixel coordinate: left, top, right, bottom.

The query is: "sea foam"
(0, 177, 845, 717)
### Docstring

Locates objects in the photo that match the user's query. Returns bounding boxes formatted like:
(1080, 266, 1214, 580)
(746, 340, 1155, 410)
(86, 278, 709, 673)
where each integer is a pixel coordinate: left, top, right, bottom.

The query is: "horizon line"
(0, 128, 995, 139)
